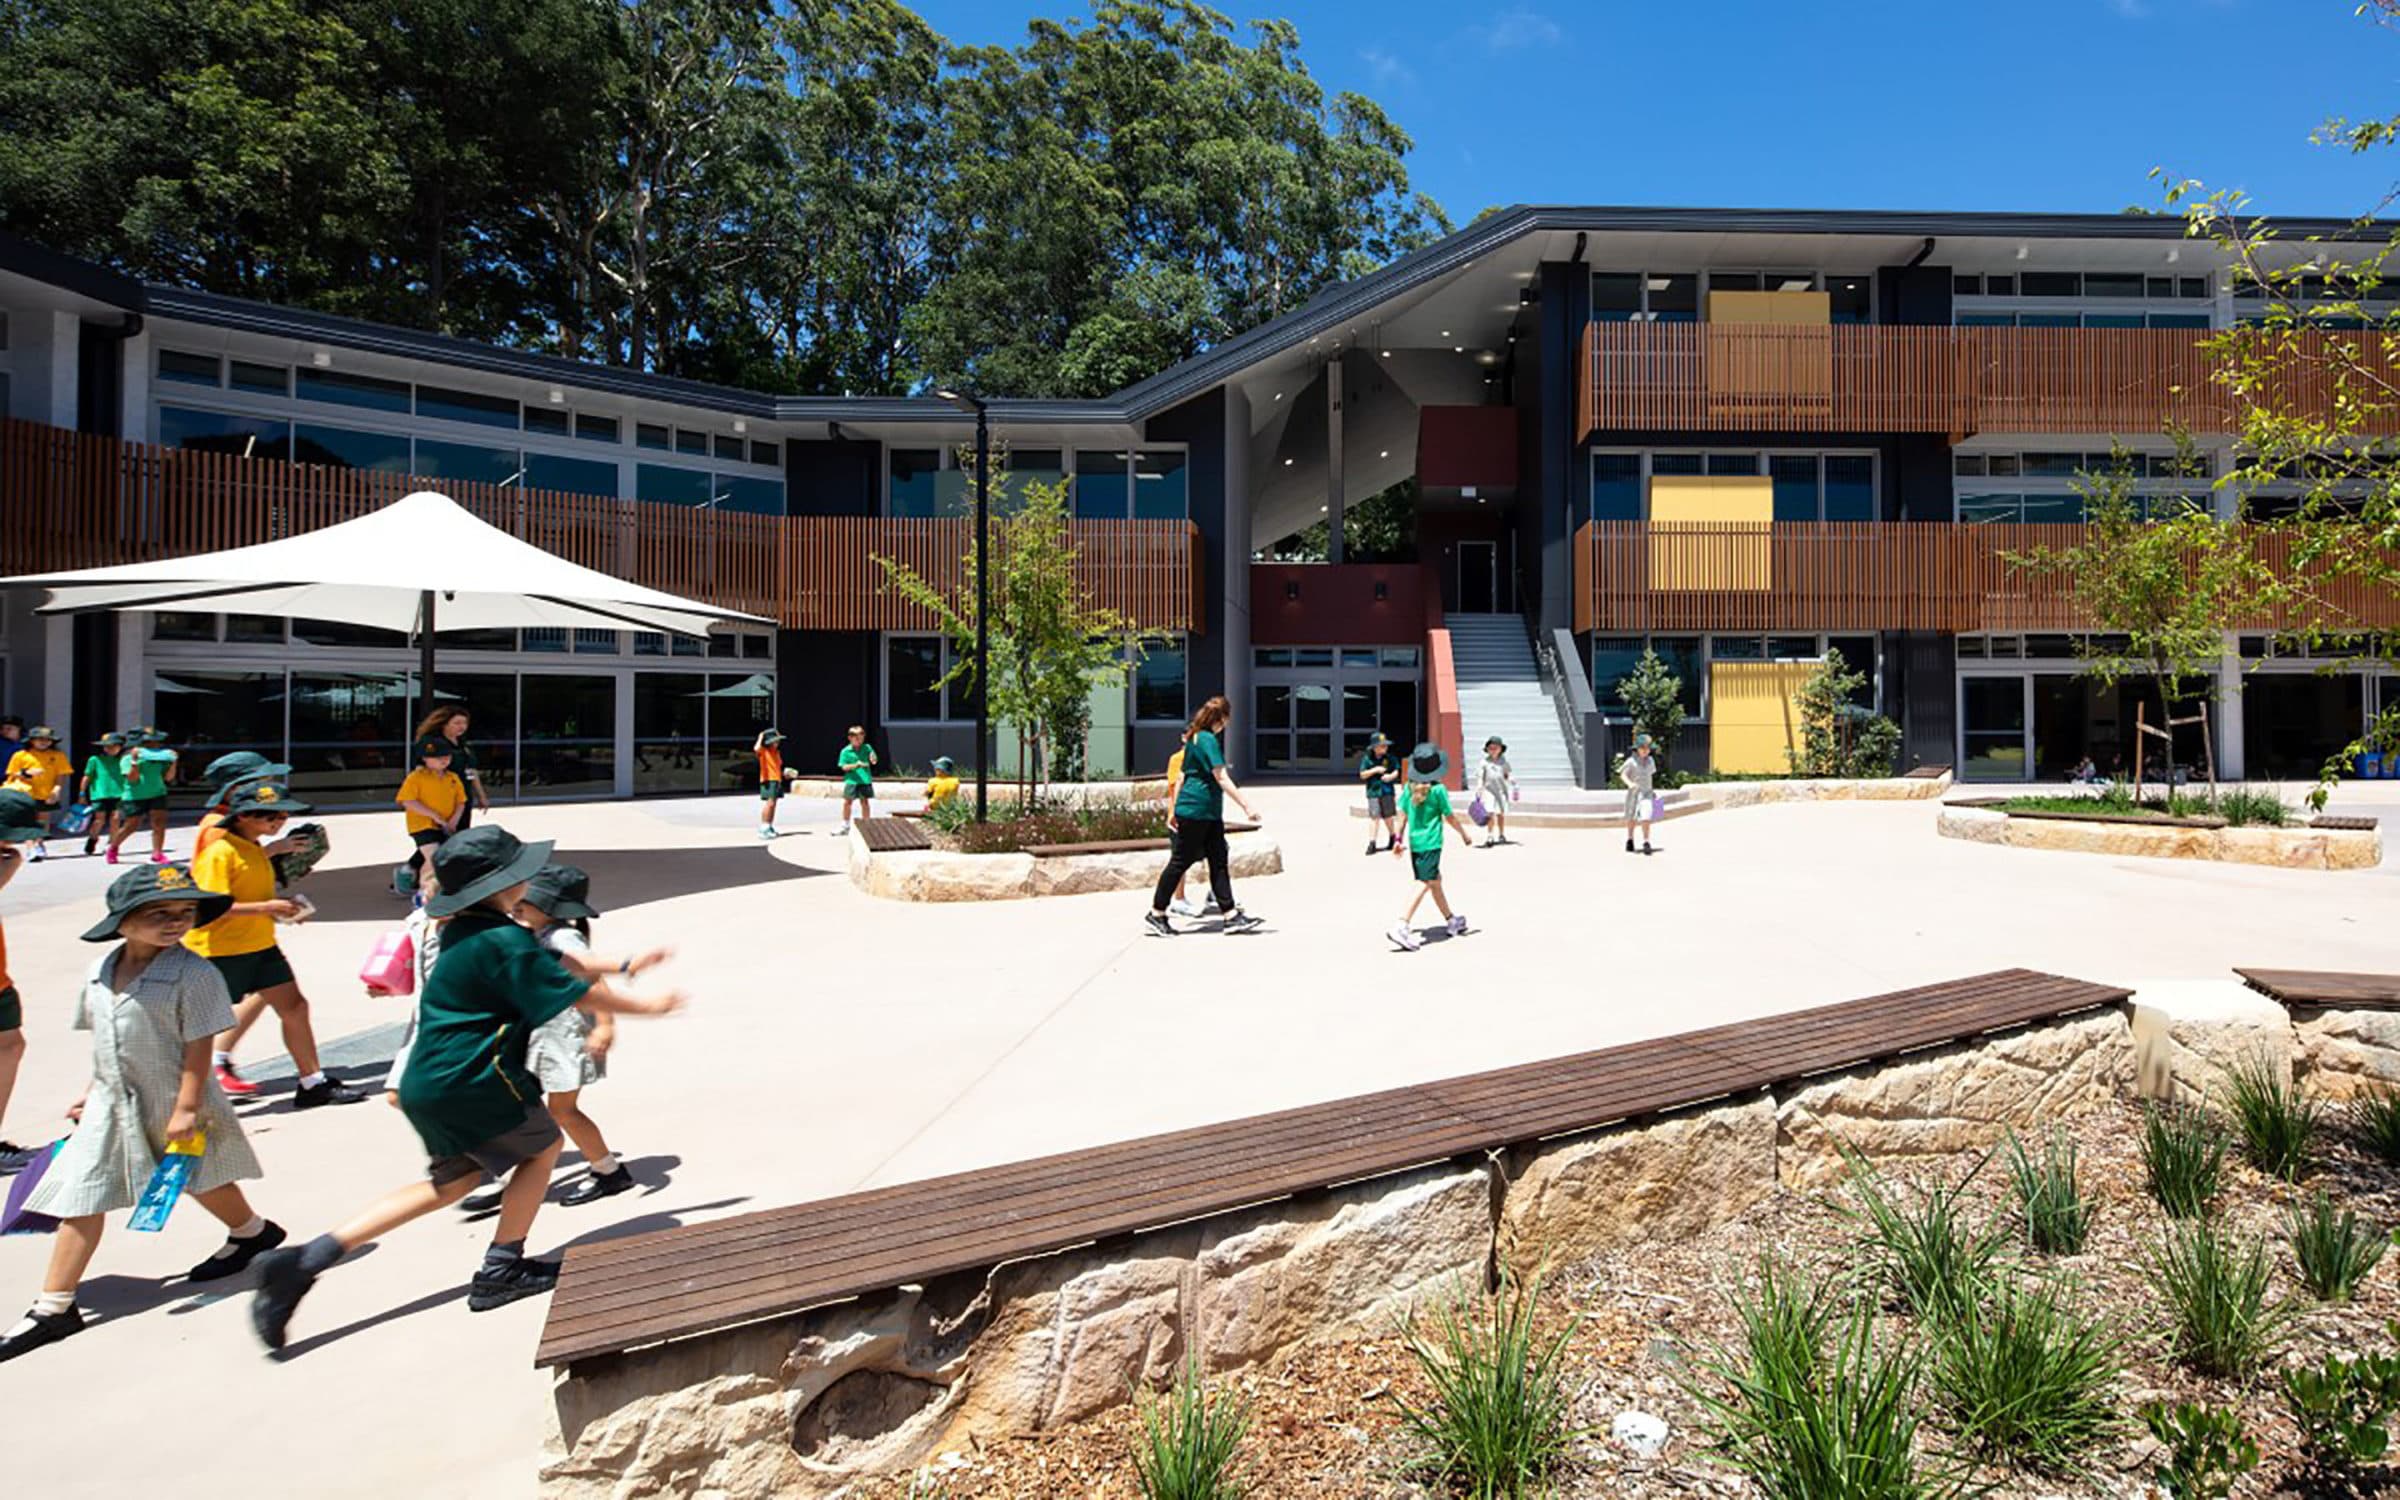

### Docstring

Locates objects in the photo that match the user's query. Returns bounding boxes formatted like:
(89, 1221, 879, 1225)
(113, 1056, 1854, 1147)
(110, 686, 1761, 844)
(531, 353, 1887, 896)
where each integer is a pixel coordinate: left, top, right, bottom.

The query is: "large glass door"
(1960, 676, 2030, 781)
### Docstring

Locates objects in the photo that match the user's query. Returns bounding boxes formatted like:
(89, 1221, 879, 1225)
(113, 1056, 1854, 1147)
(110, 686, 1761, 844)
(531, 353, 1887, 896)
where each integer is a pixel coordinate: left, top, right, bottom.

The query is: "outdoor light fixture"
(546, 388, 565, 405)
(1452, 346, 1464, 354)
(2014, 246, 2029, 260)
(1380, 350, 1391, 358)
(935, 387, 994, 821)
(732, 418, 747, 434)
(1379, 450, 1389, 459)
(1439, 329, 1451, 337)
(1285, 581, 1299, 600)
(1283, 457, 1294, 466)
(310, 350, 332, 367)
(1273, 391, 1282, 401)
(2166, 247, 2182, 264)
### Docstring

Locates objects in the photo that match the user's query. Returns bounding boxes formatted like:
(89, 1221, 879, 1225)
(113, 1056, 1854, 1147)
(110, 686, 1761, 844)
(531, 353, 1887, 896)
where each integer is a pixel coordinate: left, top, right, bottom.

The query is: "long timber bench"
(2239, 968, 2400, 1011)
(535, 967, 2127, 1369)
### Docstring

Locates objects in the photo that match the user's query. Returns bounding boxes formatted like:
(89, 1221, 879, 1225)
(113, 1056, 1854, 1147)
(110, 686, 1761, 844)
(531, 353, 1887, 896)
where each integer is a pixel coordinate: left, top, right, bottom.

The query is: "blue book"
(129, 1133, 205, 1233)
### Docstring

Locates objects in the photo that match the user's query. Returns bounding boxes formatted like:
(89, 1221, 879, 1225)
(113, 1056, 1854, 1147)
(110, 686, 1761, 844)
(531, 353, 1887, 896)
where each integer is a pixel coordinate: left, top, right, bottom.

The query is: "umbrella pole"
(418, 588, 437, 713)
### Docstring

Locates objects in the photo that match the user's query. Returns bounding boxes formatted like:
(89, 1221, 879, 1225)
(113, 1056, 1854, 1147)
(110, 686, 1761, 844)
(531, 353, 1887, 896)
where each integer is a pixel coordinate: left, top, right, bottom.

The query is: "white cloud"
(1360, 47, 1414, 87)
(1475, 7, 1563, 52)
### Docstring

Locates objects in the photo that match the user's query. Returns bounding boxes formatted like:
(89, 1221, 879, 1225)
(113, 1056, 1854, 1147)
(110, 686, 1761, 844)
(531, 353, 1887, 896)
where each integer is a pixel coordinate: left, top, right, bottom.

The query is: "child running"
(753, 729, 787, 839)
(0, 793, 37, 1171)
(1621, 732, 1659, 855)
(396, 737, 467, 887)
(77, 732, 130, 858)
(107, 728, 178, 865)
(4, 727, 71, 860)
(515, 864, 670, 1206)
(1388, 742, 1471, 952)
(1474, 737, 1518, 848)
(1358, 730, 1403, 855)
(250, 825, 685, 1347)
(837, 726, 877, 835)
(0, 863, 285, 1361)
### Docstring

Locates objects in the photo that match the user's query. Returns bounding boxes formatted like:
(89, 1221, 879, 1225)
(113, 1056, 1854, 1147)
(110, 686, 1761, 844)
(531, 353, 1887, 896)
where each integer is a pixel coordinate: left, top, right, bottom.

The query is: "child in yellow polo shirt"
(3, 727, 72, 861)
(924, 756, 961, 811)
(395, 739, 467, 897)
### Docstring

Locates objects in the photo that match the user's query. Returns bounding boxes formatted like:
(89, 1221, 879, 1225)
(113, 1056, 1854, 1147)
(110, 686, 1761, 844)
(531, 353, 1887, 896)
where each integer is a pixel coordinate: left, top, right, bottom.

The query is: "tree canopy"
(0, 0, 1448, 397)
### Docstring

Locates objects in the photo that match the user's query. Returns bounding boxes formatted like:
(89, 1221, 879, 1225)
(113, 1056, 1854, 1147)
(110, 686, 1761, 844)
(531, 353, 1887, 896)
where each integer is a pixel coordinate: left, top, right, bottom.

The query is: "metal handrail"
(1535, 626, 1610, 789)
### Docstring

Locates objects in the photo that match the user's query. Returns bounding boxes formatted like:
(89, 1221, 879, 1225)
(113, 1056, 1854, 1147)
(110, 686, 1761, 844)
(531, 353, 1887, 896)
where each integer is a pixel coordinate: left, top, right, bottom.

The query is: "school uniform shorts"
(1368, 792, 1396, 817)
(759, 781, 783, 802)
(209, 946, 297, 998)
(122, 794, 168, 816)
(1411, 848, 1443, 882)
(426, 1106, 564, 1187)
(0, 986, 19, 1032)
(842, 786, 873, 803)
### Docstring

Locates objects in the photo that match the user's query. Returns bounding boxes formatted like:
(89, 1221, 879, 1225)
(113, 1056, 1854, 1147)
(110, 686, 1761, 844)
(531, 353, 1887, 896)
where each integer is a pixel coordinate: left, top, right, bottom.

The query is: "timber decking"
(1903, 764, 1953, 779)
(2309, 815, 2381, 832)
(852, 818, 934, 853)
(535, 967, 2127, 1368)
(2238, 968, 2400, 1011)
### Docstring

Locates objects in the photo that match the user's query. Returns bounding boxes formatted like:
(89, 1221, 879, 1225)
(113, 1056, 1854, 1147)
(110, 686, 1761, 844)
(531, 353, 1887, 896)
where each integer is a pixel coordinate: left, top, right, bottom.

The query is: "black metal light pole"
(938, 389, 992, 821)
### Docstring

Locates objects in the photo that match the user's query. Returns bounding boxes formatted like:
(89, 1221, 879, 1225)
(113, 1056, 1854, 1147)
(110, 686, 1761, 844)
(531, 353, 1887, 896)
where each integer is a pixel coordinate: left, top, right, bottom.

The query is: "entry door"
(1458, 541, 1497, 613)
(1959, 676, 2030, 782)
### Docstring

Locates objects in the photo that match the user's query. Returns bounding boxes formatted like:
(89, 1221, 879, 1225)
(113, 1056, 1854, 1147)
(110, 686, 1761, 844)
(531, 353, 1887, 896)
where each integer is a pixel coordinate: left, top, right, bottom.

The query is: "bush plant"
(2287, 1189, 2388, 1301)
(1618, 646, 1685, 769)
(1840, 1148, 2008, 1322)
(2139, 1400, 2259, 1500)
(2004, 1129, 2092, 1255)
(1394, 1276, 1585, 1499)
(1789, 649, 1902, 778)
(927, 794, 1172, 853)
(1131, 1358, 1251, 1500)
(2280, 1344, 2400, 1478)
(1927, 1273, 2123, 1473)
(1992, 784, 2289, 826)
(2139, 1103, 2227, 1219)
(2348, 1082, 2400, 1165)
(2220, 1050, 2323, 1182)
(2144, 1221, 2293, 1377)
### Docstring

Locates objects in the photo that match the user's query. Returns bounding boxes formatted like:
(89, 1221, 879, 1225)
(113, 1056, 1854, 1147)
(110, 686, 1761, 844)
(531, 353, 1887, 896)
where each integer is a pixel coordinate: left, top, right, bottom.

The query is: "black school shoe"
(467, 1255, 560, 1312)
(188, 1220, 288, 1283)
(249, 1248, 316, 1351)
(292, 1076, 363, 1109)
(0, 1305, 84, 1362)
(560, 1164, 634, 1206)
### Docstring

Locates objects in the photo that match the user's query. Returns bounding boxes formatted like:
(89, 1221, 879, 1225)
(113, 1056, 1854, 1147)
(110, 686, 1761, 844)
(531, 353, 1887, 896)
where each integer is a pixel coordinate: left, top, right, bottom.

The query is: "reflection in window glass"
(889, 449, 940, 516)
(158, 349, 221, 386)
(423, 673, 517, 802)
(160, 406, 289, 460)
(292, 619, 408, 649)
(1827, 276, 1871, 325)
(1706, 453, 1758, 476)
(1134, 643, 1186, 721)
(632, 672, 708, 795)
(1649, 274, 1697, 322)
(707, 673, 775, 790)
(417, 385, 519, 429)
(297, 368, 411, 412)
(519, 674, 615, 799)
(287, 670, 412, 800)
(1712, 636, 1765, 660)
(1590, 636, 1643, 715)
(1134, 450, 1187, 519)
(415, 437, 519, 485)
(294, 422, 409, 472)
(522, 406, 570, 437)
(152, 669, 280, 807)
(572, 630, 617, 655)
(635, 463, 711, 506)
(225, 615, 284, 643)
(1591, 272, 1642, 321)
(1074, 450, 1129, 518)
(1592, 453, 1642, 521)
(524, 452, 618, 498)
(887, 635, 948, 720)
(676, 430, 708, 456)
(1823, 454, 1875, 521)
(1770, 454, 1820, 521)
(153, 612, 216, 641)
(636, 423, 671, 451)
(1650, 452, 1704, 475)
(578, 413, 621, 444)
(716, 475, 782, 515)
(230, 360, 288, 395)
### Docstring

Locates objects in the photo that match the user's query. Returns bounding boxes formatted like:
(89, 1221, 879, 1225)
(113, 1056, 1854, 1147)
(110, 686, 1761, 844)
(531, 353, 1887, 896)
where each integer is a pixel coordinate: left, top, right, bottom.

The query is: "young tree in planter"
(873, 461, 1148, 809)
(1618, 646, 1685, 770)
(1789, 648, 1902, 777)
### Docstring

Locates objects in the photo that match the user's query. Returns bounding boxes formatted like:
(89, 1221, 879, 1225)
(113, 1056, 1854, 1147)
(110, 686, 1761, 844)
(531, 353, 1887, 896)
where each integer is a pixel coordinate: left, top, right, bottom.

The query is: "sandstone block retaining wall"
(1696, 772, 1951, 809)
(849, 830, 1282, 902)
(1938, 804, 2381, 870)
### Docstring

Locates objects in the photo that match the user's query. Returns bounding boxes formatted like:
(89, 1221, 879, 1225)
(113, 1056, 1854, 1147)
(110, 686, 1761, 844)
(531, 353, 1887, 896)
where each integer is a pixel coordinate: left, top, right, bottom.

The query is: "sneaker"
(467, 1255, 561, 1312)
(27, 845, 43, 863)
(1220, 910, 1264, 935)
(1387, 921, 1423, 952)
(757, 825, 776, 840)
(1625, 838, 1637, 854)
(1168, 896, 1205, 918)
(249, 1247, 317, 1351)
(837, 822, 851, 838)
(1143, 910, 1177, 938)
(1642, 843, 1656, 856)
(560, 1165, 634, 1206)
(292, 1076, 363, 1109)
(213, 1060, 260, 1098)
(104, 847, 119, 866)
(187, 1220, 288, 1283)
(0, 1304, 84, 1362)
(149, 850, 168, 864)
(1446, 913, 1469, 937)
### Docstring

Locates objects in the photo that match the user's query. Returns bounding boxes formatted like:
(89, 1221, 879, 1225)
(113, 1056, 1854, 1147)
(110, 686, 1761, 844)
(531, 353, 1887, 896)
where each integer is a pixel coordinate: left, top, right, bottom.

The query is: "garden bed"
(1940, 804, 2381, 871)
(782, 774, 1169, 802)
(1692, 770, 1952, 808)
(847, 823, 1281, 901)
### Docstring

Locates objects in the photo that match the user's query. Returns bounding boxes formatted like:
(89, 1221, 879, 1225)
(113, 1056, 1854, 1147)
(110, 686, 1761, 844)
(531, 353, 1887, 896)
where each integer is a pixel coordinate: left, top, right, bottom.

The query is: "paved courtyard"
(2, 779, 2396, 1495)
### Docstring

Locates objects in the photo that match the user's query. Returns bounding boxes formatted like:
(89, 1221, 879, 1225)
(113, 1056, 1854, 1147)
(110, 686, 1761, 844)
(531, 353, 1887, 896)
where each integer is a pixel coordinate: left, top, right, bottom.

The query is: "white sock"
(214, 1050, 233, 1065)
(229, 1216, 266, 1239)
(298, 1071, 327, 1090)
(32, 1290, 74, 1317)
(591, 1153, 619, 1175)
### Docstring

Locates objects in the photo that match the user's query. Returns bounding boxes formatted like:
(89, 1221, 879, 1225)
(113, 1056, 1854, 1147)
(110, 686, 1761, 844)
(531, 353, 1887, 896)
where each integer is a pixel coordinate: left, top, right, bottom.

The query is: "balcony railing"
(0, 419, 1203, 633)
(1572, 520, 2400, 635)
(1579, 322, 2399, 438)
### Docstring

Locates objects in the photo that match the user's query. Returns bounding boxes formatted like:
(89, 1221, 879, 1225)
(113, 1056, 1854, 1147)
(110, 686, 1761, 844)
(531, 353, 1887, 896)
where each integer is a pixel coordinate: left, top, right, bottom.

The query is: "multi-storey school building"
(0, 207, 2389, 805)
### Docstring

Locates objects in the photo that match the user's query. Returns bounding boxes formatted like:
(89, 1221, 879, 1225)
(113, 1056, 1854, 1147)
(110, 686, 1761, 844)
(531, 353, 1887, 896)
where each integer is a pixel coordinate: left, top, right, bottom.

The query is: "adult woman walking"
(415, 707, 492, 828)
(1145, 696, 1264, 936)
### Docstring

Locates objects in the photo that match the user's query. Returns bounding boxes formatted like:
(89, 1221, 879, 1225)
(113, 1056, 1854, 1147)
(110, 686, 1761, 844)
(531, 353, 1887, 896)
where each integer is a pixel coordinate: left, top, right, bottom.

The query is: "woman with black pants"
(1147, 696, 1265, 935)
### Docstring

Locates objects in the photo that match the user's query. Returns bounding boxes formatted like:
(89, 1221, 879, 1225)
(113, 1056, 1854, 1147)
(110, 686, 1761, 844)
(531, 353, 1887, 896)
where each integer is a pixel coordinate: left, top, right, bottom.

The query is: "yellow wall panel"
(1709, 661, 1816, 774)
(1707, 290, 1832, 326)
(1648, 476, 1771, 591)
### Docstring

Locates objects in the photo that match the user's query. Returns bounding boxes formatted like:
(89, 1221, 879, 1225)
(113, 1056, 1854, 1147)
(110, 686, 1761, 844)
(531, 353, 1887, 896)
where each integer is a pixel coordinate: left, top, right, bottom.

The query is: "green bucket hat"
(80, 862, 234, 942)
(931, 755, 956, 773)
(521, 863, 600, 922)
(758, 729, 785, 747)
(426, 825, 554, 917)
(25, 725, 57, 743)
(0, 790, 47, 843)
(1406, 742, 1449, 784)
(223, 781, 313, 819)
(203, 751, 293, 796)
(97, 731, 127, 750)
(1368, 730, 1392, 749)
(414, 737, 458, 762)
(137, 727, 170, 745)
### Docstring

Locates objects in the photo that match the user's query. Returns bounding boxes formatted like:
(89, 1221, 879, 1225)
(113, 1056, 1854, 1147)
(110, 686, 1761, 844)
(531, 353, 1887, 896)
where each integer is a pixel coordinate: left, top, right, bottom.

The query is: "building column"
(1324, 352, 1345, 564)
(2215, 636, 2245, 780)
(118, 325, 152, 443)
(1223, 387, 1253, 773)
(114, 613, 147, 730)
(41, 309, 78, 426)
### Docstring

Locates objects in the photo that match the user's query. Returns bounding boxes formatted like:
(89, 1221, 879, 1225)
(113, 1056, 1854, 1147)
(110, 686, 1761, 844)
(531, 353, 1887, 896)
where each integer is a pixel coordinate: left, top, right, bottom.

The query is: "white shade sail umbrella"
(1, 489, 775, 696)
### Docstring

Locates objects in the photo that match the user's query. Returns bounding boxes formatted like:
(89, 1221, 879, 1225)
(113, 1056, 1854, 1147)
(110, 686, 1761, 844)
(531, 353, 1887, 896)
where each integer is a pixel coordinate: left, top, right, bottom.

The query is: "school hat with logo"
(1368, 730, 1392, 749)
(97, 731, 127, 750)
(25, 725, 57, 743)
(1406, 742, 1449, 783)
(521, 863, 600, 921)
(223, 781, 314, 819)
(80, 862, 234, 941)
(426, 825, 554, 917)
(414, 737, 457, 761)
(0, 790, 46, 843)
(759, 730, 785, 746)
(931, 755, 956, 773)
(203, 751, 293, 796)
(1484, 736, 1507, 753)
(137, 727, 170, 745)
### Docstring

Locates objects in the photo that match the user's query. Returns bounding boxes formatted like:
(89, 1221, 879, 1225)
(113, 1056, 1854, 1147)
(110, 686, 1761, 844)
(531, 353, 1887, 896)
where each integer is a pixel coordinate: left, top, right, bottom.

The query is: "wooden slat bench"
(2238, 968, 2400, 1011)
(535, 967, 2126, 1368)
(1903, 764, 1953, 779)
(852, 817, 933, 853)
(2310, 814, 2380, 832)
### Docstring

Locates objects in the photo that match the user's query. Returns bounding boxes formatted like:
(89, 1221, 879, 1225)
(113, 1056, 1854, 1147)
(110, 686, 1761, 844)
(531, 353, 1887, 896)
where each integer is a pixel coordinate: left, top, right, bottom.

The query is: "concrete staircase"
(1445, 613, 1576, 787)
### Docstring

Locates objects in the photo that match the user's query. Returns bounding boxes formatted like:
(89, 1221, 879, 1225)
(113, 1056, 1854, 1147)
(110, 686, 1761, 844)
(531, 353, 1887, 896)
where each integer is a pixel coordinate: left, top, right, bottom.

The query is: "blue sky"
(906, 0, 2400, 226)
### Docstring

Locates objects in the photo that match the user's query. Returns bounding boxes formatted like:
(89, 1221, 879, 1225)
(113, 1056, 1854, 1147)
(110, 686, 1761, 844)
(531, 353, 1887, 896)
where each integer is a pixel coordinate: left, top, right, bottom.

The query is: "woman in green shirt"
(1146, 696, 1264, 935)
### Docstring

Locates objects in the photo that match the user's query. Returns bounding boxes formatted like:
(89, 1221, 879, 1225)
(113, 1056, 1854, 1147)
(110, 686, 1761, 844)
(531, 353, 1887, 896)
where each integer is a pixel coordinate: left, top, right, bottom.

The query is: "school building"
(1, 207, 2392, 805)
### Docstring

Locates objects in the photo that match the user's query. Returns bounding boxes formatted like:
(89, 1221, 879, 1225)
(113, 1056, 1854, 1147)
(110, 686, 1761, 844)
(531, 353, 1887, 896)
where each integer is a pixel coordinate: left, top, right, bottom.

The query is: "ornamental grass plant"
(2220, 1051, 2323, 1183)
(2140, 1103, 2227, 1219)
(1131, 1359, 1251, 1500)
(1393, 1276, 1585, 1500)
(2004, 1128, 2093, 1256)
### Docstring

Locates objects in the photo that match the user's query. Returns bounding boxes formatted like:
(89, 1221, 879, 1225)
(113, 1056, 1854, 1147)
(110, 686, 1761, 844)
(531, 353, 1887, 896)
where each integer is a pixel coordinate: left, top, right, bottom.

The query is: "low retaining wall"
(543, 1000, 2137, 1498)
(1693, 772, 1951, 809)
(1939, 804, 2381, 870)
(784, 776, 1170, 803)
(848, 828, 1283, 901)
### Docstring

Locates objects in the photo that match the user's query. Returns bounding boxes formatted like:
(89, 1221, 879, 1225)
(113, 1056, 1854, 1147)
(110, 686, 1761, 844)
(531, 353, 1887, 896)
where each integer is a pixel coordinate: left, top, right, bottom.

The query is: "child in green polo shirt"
(77, 732, 129, 857)
(1387, 743, 1471, 953)
(248, 825, 687, 1349)
(106, 729, 177, 866)
(837, 726, 877, 836)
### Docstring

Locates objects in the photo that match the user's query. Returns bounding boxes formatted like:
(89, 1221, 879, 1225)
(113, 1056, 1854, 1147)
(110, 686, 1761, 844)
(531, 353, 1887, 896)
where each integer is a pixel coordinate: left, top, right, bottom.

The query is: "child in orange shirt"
(754, 730, 790, 839)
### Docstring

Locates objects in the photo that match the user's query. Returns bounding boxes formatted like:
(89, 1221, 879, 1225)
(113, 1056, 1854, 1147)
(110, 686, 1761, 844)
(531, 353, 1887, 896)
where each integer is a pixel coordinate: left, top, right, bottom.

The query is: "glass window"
(415, 437, 519, 485)
(1961, 676, 2027, 781)
(1710, 271, 1763, 293)
(1987, 454, 2020, 477)
(152, 669, 281, 804)
(286, 669, 412, 800)
(1254, 648, 1293, 668)
(1823, 454, 1875, 521)
(1959, 494, 2020, 524)
(519, 674, 615, 799)
(523, 406, 570, 436)
(2181, 276, 2210, 299)
(2020, 272, 2079, 298)
(889, 449, 940, 517)
(1591, 452, 1642, 521)
(708, 631, 738, 659)
(635, 463, 711, 506)
(417, 384, 518, 428)
(159, 406, 289, 460)
(2147, 276, 2175, 299)
(1954, 274, 1981, 296)
(293, 422, 409, 472)
(1134, 450, 1187, 519)
(1292, 648, 1334, 668)
(1767, 635, 1817, 660)
(2084, 313, 2145, 330)
(578, 413, 621, 444)
(1074, 450, 1129, 518)
(1828, 635, 1877, 708)
(1957, 313, 2015, 328)
(1590, 636, 1643, 716)
(887, 635, 948, 721)
(292, 619, 407, 648)
(703, 672, 774, 791)
(1770, 454, 1820, 522)
(1984, 275, 2016, 297)
(1954, 454, 1987, 476)
(2147, 313, 2211, 330)
(711, 435, 743, 461)
(714, 475, 782, 515)
(1648, 273, 1697, 322)
(1254, 684, 1291, 730)
(1379, 647, 1421, 669)
(636, 422, 671, 451)
(423, 673, 517, 802)
(1341, 649, 1379, 670)
(1712, 636, 1765, 660)
(632, 672, 708, 795)
(742, 634, 771, 660)
(1591, 272, 1642, 322)
(572, 629, 617, 655)
(1654, 636, 1704, 718)
(2024, 451, 2083, 478)
(296, 367, 410, 412)
(152, 612, 216, 641)
(229, 360, 287, 395)
(523, 452, 618, 498)
(522, 628, 566, 654)
(158, 349, 221, 386)
(1650, 452, 1704, 475)
(752, 440, 780, 468)
(675, 429, 707, 456)
(1134, 642, 1186, 722)
(2019, 312, 2081, 329)
(1827, 275, 1871, 325)
(1706, 452, 1758, 476)
(2085, 273, 2145, 299)
(434, 627, 517, 651)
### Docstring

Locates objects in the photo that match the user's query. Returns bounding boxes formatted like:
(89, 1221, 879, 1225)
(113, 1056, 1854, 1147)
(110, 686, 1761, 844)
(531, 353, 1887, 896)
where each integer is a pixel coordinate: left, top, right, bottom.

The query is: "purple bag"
(0, 1140, 66, 1236)
(1467, 794, 1490, 826)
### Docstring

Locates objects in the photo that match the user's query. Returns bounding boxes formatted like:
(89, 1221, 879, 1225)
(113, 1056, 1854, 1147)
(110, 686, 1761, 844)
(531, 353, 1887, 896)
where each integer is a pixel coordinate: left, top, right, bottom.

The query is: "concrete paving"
(1, 779, 2395, 1495)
